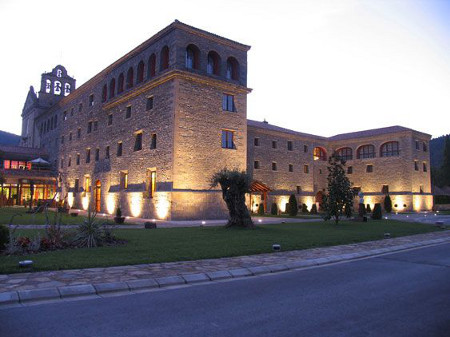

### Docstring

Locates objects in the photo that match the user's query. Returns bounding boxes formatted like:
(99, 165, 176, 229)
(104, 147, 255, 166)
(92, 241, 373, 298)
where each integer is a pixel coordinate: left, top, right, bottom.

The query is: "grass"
(0, 206, 91, 226)
(257, 213, 322, 219)
(0, 219, 444, 274)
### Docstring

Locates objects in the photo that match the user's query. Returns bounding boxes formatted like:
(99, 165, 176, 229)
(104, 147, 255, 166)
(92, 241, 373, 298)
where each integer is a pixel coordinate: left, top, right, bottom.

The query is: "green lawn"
(0, 220, 443, 274)
(257, 213, 322, 219)
(0, 207, 91, 226)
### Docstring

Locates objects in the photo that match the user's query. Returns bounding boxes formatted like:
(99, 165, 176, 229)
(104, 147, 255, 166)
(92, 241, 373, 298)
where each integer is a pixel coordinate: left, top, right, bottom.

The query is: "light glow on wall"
(305, 197, 314, 211)
(156, 192, 170, 219)
(82, 195, 89, 210)
(278, 196, 289, 213)
(67, 192, 74, 208)
(106, 194, 116, 215)
(129, 193, 142, 217)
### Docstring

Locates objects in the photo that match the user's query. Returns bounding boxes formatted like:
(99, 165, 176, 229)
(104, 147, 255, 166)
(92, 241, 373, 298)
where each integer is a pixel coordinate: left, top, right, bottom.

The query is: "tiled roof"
(247, 120, 326, 140)
(0, 145, 48, 160)
(329, 126, 415, 141)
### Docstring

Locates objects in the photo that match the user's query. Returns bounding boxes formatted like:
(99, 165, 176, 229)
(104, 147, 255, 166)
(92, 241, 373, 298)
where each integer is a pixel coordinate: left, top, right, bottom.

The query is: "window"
(423, 142, 428, 152)
(254, 138, 260, 146)
(150, 134, 157, 149)
(61, 135, 64, 144)
(186, 44, 199, 69)
(95, 148, 100, 161)
(160, 46, 169, 70)
(102, 84, 107, 102)
(87, 121, 92, 134)
(71, 108, 74, 116)
(76, 154, 80, 165)
(146, 97, 154, 111)
(105, 146, 110, 159)
(287, 141, 293, 151)
(380, 141, 399, 157)
(366, 164, 373, 173)
(118, 73, 124, 94)
(357, 145, 376, 159)
(78, 103, 83, 112)
(347, 166, 353, 174)
(126, 106, 131, 119)
(226, 57, 239, 80)
(147, 54, 156, 78)
(137, 61, 145, 84)
(77, 128, 81, 139)
(272, 141, 277, 149)
(86, 148, 91, 163)
(423, 162, 427, 172)
(108, 114, 113, 126)
(304, 165, 309, 174)
(304, 145, 308, 153)
(93, 121, 98, 131)
(69, 132, 72, 141)
(221, 130, 235, 149)
(117, 142, 123, 157)
(109, 78, 116, 98)
(272, 162, 277, 171)
(126, 67, 134, 89)
(85, 176, 91, 193)
(296, 186, 302, 194)
(254, 160, 260, 169)
(134, 132, 143, 151)
(336, 147, 353, 161)
(146, 169, 156, 198)
(222, 94, 235, 112)
(63, 111, 67, 121)
(382, 185, 389, 194)
(288, 164, 293, 172)
(120, 171, 128, 190)
(68, 156, 71, 167)
(415, 140, 420, 150)
(420, 185, 424, 194)
(313, 147, 327, 161)
(207, 51, 220, 75)
(414, 160, 419, 171)
(89, 94, 94, 107)
(60, 158, 64, 169)
(74, 179, 79, 193)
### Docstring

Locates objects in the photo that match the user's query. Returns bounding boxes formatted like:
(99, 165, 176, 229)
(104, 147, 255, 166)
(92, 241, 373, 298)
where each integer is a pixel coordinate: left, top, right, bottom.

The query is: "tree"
(372, 203, 382, 220)
(270, 203, 278, 215)
(323, 153, 354, 224)
(384, 195, 392, 213)
(0, 172, 4, 208)
(211, 169, 254, 228)
(288, 194, 298, 216)
(441, 135, 450, 186)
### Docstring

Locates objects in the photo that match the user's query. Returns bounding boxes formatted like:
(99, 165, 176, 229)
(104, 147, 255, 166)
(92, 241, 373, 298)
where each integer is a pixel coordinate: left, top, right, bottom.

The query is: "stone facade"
(19, 21, 432, 219)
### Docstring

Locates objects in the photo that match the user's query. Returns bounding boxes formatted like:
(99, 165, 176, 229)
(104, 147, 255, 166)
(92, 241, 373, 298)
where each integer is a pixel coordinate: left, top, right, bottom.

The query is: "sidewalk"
(0, 230, 448, 307)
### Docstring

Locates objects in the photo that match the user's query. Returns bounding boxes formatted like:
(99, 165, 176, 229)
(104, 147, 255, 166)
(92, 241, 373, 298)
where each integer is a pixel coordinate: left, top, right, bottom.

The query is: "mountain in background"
(430, 134, 449, 168)
(0, 130, 20, 146)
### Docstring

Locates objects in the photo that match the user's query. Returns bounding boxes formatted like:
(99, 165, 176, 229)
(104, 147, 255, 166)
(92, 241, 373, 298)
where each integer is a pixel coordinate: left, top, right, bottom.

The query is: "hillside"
(0, 130, 20, 146)
(430, 134, 449, 168)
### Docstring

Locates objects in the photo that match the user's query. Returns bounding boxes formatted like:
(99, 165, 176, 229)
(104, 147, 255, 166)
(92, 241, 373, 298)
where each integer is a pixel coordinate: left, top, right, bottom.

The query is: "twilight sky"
(0, 0, 449, 138)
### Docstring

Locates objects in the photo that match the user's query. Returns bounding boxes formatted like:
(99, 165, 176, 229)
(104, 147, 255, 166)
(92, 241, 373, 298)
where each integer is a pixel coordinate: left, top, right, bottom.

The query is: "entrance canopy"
(249, 180, 271, 193)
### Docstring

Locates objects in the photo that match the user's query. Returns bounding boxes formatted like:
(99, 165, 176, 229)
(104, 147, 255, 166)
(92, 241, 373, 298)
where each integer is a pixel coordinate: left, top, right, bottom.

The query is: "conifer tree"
(323, 153, 354, 224)
(384, 195, 392, 213)
(441, 136, 450, 186)
(288, 194, 298, 216)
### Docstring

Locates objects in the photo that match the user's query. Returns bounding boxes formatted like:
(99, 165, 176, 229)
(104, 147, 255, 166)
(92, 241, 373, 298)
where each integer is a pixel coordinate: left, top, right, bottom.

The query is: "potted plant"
(114, 207, 125, 224)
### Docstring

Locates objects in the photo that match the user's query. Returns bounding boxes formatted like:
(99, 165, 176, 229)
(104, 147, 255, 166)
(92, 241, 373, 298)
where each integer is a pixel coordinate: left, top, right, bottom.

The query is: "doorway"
(95, 180, 101, 212)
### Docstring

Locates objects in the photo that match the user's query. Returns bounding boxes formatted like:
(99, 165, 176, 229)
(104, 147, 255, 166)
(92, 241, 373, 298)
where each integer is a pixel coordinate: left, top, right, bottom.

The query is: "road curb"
(1, 237, 449, 308)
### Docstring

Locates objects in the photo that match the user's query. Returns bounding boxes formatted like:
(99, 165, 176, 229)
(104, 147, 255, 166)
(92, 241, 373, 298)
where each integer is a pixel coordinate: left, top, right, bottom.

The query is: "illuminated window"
(336, 147, 353, 161)
(221, 130, 235, 149)
(222, 94, 235, 112)
(313, 147, 327, 161)
(120, 171, 128, 190)
(85, 176, 91, 193)
(380, 142, 399, 157)
(146, 169, 157, 198)
(357, 145, 376, 159)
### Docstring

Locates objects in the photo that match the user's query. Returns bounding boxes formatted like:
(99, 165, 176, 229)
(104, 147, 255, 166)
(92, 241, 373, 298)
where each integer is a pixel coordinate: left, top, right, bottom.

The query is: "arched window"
(56, 69, 62, 77)
(64, 83, 71, 96)
(357, 145, 376, 159)
(207, 51, 220, 75)
(109, 78, 116, 99)
(313, 147, 327, 161)
(226, 57, 239, 80)
(380, 141, 400, 157)
(54, 81, 62, 95)
(137, 61, 145, 84)
(117, 73, 124, 94)
(160, 46, 169, 71)
(102, 84, 107, 102)
(336, 147, 353, 161)
(185, 44, 200, 70)
(126, 67, 134, 89)
(147, 53, 156, 78)
(45, 79, 52, 93)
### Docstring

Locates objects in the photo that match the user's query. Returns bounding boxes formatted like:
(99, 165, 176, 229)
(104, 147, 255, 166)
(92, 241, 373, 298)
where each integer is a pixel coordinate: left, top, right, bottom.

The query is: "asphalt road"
(1, 243, 449, 337)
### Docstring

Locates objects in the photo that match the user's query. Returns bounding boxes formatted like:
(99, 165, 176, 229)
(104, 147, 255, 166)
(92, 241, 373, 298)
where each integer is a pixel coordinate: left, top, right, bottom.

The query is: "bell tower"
(38, 65, 76, 107)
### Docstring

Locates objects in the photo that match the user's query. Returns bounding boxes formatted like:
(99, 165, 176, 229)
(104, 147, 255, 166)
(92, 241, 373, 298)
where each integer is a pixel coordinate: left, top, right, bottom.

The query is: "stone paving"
(1, 230, 448, 294)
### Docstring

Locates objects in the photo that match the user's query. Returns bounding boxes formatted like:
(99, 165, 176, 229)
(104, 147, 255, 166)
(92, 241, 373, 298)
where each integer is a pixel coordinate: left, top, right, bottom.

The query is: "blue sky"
(0, 0, 449, 138)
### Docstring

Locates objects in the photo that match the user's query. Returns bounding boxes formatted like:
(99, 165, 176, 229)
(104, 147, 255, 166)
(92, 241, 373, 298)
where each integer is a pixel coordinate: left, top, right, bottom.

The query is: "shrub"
(0, 225, 9, 251)
(358, 203, 366, 217)
(310, 204, 318, 214)
(384, 195, 392, 213)
(116, 207, 122, 218)
(258, 203, 265, 215)
(288, 194, 298, 216)
(301, 203, 309, 213)
(372, 203, 382, 220)
(270, 203, 278, 215)
(366, 204, 372, 213)
(344, 203, 352, 218)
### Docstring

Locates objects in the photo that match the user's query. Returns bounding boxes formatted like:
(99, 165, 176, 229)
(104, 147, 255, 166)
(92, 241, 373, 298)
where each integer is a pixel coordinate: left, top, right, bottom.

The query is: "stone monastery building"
(19, 21, 432, 219)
